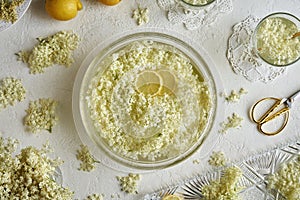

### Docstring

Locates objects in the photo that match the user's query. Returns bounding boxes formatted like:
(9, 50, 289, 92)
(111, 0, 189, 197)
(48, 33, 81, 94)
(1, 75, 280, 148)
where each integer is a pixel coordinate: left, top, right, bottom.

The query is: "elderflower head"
(202, 166, 243, 200)
(267, 157, 300, 200)
(132, 7, 149, 26)
(117, 173, 141, 194)
(208, 151, 227, 167)
(76, 144, 98, 172)
(0, 77, 26, 110)
(85, 193, 104, 200)
(219, 113, 243, 133)
(24, 98, 58, 133)
(17, 31, 80, 74)
(222, 88, 247, 103)
(0, 135, 73, 199)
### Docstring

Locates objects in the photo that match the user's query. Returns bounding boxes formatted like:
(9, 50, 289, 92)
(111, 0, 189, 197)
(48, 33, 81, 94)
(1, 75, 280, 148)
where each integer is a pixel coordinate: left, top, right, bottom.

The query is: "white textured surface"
(0, 0, 300, 199)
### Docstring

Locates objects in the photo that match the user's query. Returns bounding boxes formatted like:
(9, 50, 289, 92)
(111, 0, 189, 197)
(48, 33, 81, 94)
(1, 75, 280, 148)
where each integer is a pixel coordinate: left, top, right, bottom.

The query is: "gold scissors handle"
(250, 97, 290, 136)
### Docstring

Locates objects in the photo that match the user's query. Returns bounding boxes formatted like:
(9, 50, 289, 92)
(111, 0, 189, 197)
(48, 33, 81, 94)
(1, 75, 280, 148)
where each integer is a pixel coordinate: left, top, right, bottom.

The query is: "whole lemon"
(99, 0, 122, 6)
(45, 0, 83, 21)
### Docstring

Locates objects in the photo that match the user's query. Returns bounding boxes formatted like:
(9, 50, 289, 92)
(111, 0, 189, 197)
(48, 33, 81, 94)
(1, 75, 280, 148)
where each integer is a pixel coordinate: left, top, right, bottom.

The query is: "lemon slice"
(135, 70, 162, 96)
(162, 194, 183, 200)
(158, 69, 177, 95)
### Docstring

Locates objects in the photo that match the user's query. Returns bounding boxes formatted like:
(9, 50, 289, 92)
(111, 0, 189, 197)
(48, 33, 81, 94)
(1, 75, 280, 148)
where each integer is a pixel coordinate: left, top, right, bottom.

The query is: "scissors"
(250, 89, 300, 136)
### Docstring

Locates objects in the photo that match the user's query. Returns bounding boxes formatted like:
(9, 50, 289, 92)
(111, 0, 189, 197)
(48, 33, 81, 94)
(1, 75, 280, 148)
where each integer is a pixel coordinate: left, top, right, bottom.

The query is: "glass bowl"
(0, 0, 32, 32)
(72, 31, 220, 170)
(178, 0, 216, 9)
(252, 12, 300, 67)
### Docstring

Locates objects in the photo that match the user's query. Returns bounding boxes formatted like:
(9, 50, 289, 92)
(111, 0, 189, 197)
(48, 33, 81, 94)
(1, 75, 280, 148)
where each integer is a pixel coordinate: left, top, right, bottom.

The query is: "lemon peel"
(99, 0, 122, 6)
(45, 0, 83, 21)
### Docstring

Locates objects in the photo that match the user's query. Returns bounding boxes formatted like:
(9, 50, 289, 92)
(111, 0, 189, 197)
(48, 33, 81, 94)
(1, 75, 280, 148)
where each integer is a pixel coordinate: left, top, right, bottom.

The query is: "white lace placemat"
(227, 16, 286, 83)
(157, 0, 233, 30)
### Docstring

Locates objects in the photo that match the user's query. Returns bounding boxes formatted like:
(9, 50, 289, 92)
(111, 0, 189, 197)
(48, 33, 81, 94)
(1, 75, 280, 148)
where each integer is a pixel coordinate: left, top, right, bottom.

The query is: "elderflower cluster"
(85, 193, 104, 200)
(0, 135, 74, 199)
(0, 0, 25, 23)
(24, 98, 58, 133)
(223, 88, 247, 103)
(86, 41, 212, 162)
(132, 7, 149, 26)
(208, 151, 227, 167)
(0, 77, 26, 110)
(117, 173, 141, 194)
(219, 113, 243, 133)
(202, 166, 243, 200)
(17, 31, 80, 74)
(267, 157, 300, 200)
(76, 144, 98, 172)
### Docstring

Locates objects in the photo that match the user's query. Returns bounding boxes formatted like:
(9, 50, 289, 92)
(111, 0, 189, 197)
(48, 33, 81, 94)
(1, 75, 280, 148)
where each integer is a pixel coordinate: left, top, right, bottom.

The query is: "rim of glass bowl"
(252, 12, 300, 67)
(0, 0, 32, 32)
(72, 30, 222, 171)
(178, 0, 216, 9)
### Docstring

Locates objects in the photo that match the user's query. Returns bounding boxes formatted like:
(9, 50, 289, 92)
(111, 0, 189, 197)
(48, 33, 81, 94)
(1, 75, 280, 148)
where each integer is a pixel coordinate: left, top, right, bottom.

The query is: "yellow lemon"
(162, 194, 183, 200)
(158, 69, 177, 95)
(99, 0, 122, 6)
(135, 70, 162, 96)
(45, 0, 83, 21)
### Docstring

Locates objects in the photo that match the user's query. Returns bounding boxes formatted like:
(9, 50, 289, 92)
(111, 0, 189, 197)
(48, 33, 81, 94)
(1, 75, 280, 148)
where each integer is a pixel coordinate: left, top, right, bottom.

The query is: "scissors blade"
(285, 89, 300, 108)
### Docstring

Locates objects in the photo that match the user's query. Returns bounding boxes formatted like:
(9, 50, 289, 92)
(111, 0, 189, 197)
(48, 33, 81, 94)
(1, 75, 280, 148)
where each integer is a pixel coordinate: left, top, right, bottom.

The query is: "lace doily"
(157, 0, 233, 30)
(227, 16, 286, 83)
